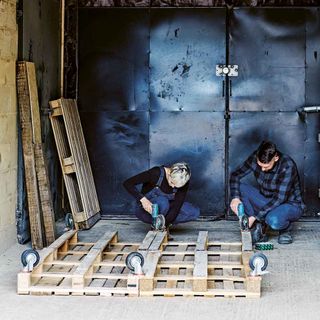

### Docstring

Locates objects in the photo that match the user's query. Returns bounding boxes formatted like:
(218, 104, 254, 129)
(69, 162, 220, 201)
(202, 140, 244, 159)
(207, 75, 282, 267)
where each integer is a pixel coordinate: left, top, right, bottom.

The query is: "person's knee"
(135, 210, 151, 224)
(193, 206, 200, 219)
(265, 215, 288, 230)
(155, 196, 170, 215)
(239, 183, 255, 195)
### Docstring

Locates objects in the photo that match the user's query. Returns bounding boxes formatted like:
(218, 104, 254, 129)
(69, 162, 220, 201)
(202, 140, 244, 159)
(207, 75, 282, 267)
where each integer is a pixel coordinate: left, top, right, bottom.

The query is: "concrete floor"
(1, 219, 320, 320)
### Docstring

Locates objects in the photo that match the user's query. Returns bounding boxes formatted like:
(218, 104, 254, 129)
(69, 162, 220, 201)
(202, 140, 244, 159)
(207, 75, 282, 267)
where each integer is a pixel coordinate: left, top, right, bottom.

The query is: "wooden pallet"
(18, 230, 262, 297)
(17, 62, 56, 249)
(49, 98, 100, 229)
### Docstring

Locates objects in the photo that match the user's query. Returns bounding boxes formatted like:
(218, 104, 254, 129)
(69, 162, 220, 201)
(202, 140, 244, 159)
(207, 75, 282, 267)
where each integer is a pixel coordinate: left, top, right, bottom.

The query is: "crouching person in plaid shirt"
(230, 141, 305, 244)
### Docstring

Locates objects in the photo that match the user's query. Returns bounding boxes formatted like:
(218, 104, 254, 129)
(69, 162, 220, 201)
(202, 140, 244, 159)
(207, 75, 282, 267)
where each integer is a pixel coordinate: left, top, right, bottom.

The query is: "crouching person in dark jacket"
(230, 141, 304, 244)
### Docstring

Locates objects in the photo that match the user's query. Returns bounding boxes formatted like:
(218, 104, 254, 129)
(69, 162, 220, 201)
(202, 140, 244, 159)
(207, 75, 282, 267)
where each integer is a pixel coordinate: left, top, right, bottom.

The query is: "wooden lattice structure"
(49, 98, 100, 229)
(18, 229, 262, 298)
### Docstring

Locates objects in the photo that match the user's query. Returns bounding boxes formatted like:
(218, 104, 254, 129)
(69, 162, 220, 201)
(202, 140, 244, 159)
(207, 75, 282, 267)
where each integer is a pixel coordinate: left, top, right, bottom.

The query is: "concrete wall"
(0, 0, 18, 253)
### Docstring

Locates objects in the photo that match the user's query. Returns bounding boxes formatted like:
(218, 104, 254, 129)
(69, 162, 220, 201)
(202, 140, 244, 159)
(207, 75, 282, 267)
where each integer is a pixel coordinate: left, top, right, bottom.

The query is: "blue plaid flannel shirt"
(230, 151, 305, 221)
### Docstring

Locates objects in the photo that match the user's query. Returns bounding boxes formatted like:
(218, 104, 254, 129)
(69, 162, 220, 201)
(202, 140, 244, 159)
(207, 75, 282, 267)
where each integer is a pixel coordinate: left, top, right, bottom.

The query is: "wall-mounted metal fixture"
(216, 64, 238, 77)
(301, 106, 320, 113)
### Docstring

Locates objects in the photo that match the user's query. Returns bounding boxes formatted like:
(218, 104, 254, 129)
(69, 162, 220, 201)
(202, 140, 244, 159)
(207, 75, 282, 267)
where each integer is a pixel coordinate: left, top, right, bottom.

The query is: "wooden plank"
(138, 231, 157, 251)
(139, 251, 161, 291)
(149, 231, 167, 251)
(140, 288, 254, 297)
(195, 231, 208, 251)
(157, 261, 243, 268)
(17, 62, 56, 247)
(25, 62, 41, 144)
(33, 143, 56, 245)
(193, 251, 208, 292)
(16, 62, 43, 249)
(72, 231, 117, 290)
(152, 275, 245, 281)
(28, 286, 137, 295)
(241, 231, 253, 251)
(26, 62, 55, 246)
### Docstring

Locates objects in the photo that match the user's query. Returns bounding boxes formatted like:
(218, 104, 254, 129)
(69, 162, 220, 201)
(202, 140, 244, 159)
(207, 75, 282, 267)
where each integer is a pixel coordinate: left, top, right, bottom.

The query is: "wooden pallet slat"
(193, 251, 208, 292)
(241, 231, 253, 251)
(195, 231, 208, 251)
(22, 62, 56, 243)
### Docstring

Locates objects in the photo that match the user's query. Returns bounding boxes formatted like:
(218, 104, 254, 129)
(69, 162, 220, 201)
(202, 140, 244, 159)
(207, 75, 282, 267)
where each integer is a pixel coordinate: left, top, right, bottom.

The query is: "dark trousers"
(135, 188, 200, 225)
(240, 183, 302, 230)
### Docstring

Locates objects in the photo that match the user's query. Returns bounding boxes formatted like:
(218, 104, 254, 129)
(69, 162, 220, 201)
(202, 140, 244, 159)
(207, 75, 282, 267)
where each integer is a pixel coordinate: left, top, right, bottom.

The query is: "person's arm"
(123, 167, 159, 201)
(164, 183, 189, 225)
(230, 152, 256, 199)
(229, 152, 256, 214)
(256, 165, 296, 221)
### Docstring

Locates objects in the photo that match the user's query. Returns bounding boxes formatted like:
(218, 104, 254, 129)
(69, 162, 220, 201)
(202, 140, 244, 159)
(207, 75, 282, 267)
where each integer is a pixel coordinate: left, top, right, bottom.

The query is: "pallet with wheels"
(140, 231, 262, 298)
(17, 229, 266, 298)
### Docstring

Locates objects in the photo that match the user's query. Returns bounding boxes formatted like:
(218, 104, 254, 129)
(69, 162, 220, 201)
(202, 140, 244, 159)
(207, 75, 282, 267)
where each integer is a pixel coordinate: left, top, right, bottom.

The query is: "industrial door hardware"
(301, 106, 320, 113)
(216, 64, 238, 77)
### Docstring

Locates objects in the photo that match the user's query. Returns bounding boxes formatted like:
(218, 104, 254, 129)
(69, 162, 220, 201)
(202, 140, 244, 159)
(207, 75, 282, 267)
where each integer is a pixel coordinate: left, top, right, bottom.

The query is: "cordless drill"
(151, 204, 166, 230)
(237, 203, 249, 231)
(151, 203, 159, 227)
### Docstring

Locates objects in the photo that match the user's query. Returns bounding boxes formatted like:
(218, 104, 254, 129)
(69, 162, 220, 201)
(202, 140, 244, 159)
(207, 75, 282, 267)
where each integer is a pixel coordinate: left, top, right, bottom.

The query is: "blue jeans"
(239, 183, 303, 231)
(135, 188, 200, 225)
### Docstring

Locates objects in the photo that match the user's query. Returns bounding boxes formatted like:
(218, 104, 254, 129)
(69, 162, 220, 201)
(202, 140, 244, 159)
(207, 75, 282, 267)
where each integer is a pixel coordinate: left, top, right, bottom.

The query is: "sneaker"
(251, 222, 269, 244)
(278, 225, 293, 244)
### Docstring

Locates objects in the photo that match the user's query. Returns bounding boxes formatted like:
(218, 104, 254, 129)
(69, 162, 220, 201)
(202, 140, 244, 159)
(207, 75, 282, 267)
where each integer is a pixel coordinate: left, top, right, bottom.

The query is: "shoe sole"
(278, 239, 293, 244)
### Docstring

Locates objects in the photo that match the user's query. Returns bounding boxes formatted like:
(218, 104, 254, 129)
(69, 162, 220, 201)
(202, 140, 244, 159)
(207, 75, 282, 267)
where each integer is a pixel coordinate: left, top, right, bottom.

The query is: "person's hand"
(248, 216, 256, 228)
(140, 197, 153, 214)
(230, 198, 242, 216)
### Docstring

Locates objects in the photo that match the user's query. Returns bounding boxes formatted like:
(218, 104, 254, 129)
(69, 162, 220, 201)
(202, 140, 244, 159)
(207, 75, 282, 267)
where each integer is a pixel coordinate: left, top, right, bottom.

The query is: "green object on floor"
(255, 242, 274, 250)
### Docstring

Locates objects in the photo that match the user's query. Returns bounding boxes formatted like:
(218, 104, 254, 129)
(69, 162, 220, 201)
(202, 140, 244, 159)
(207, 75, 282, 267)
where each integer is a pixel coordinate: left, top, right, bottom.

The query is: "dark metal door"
(229, 8, 320, 215)
(78, 7, 320, 217)
(78, 8, 226, 216)
(149, 9, 226, 214)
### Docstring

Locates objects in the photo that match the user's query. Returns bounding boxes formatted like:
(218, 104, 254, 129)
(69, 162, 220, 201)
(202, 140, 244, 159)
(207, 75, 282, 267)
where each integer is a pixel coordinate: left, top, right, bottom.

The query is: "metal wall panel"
(78, 9, 149, 112)
(150, 8, 226, 112)
(80, 112, 149, 214)
(304, 113, 320, 215)
(150, 112, 225, 214)
(229, 8, 320, 215)
(306, 8, 320, 106)
(229, 8, 306, 112)
(229, 112, 306, 206)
